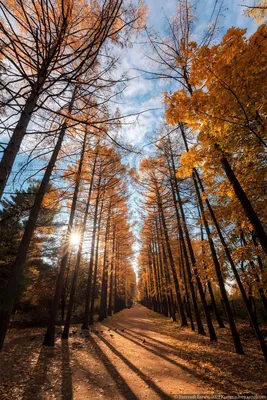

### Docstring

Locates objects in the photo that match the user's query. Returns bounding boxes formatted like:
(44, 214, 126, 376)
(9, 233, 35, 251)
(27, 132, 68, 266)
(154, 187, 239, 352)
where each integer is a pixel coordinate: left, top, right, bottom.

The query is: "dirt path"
(72, 305, 209, 399)
(1, 304, 267, 399)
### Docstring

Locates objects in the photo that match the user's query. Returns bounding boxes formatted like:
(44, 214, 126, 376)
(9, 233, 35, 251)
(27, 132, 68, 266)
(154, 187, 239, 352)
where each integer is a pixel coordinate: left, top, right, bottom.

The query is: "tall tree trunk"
(217, 146, 267, 255)
(89, 197, 104, 325)
(179, 124, 243, 354)
(151, 239, 162, 313)
(199, 217, 225, 329)
(179, 241, 195, 331)
(251, 233, 267, 317)
(161, 237, 176, 321)
(82, 172, 102, 329)
(168, 139, 216, 340)
(158, 217, 177, 321)
(0, 122, 66, 351)
(61, 253, 72, 322)
(157, 194, 187, 326)
(195, 169, 267, 361)
(155, 219, 171, 317)
(148, 250, 157, 312)
(108, 226, 116, 316)
(61, 146, 98, 339)
(43, 123, 86, 346)
(207, 281, 225, 328)
(0, 91, 39, 200)
(0, 48, 61, 200)
(98, 202, 112, 321)
(114, 244, 120, 313)
(193, 170, 244, 354)
(169, 172, 205, 334)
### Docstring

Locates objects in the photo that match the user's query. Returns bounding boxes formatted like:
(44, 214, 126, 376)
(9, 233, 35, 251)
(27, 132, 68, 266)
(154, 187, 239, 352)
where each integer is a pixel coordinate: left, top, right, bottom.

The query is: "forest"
(0, 0, 267, 399)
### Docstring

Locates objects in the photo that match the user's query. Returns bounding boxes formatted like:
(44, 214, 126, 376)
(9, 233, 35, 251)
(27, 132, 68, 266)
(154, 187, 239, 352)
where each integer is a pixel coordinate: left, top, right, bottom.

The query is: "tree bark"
(157, 195, 187, 326)
(98, 202, 112, 321)
(89, 197, 104, 325)
(0, 122, 66, 351)
(195, 169, 267, 361)
(61, 144, 98, 339)
(218, 147, 267, 255)
(108, 226, 116, 316)
(192, 170, 244, 354)
(168, 139, 217, 339)
(82, 172, 102, 329)
(43, 115, 85, 346)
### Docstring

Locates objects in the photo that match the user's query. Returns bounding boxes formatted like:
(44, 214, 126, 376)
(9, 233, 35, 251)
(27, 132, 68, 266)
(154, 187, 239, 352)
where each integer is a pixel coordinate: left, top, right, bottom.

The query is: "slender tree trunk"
(168, 140, 216, 340)
(0, 49, 59, 200)
(179, 124, 243, 354)
(0, 123, 66, 351)
(61, 145, 98, 339)
(217, 147, 267, 255)
(108, 227, 116, 316)
(151, 239, 162, 313)
(0, 91, 39, 200)
(156, 219, 172, 317)
(98, 202, 111, 321)
(158, 218, 177, 321)
(251, 233, 267, 317)
(193, 170, 244, 354)
(207, 281, 225, 328)
(157, 195, 187, 326)
(148, 245, 156, 312)
(241, 231, 267, 316)
(114, 245, 120, 313)
(161, 241, 176, 321)
(89, 197, 104, 325)
(179, 241, 195, 331)
(61, 253, 72, 322)
(43, 122, 86, 346)
(82, 172, 102, 329)
(199, 219, 225, 329)
(146, 255, 153, 310)
(195, 169, 267, 361)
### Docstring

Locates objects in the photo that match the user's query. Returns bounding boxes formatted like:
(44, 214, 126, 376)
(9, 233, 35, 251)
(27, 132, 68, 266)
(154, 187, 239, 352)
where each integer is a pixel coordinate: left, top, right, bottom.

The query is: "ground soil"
(0, 305, 267, 399)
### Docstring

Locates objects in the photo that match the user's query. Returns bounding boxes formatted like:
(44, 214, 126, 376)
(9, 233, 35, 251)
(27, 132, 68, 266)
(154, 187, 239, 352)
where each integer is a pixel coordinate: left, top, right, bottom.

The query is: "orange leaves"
(166, 24, 267, 148)
(244, 0, 267, 23)
(135, 0, 149, 31)
(41, 189, 60, 212)
(164, 22, 267, 233)
(176, 147, 203, 178)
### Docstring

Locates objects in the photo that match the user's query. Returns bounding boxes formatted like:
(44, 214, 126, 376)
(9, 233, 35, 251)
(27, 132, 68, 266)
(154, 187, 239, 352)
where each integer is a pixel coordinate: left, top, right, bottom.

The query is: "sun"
(70, 232, 80, 246)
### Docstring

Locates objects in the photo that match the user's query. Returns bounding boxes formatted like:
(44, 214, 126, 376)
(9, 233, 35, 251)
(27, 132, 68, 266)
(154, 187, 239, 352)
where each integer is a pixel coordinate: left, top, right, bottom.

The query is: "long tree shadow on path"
(88, 335, 139, 400)
(22, 346, 53, 400)
(61, 341, 73, 400)
(107, 318, 267, 395)
(111, 326, 241, 393)
(94, 333, 173, 400)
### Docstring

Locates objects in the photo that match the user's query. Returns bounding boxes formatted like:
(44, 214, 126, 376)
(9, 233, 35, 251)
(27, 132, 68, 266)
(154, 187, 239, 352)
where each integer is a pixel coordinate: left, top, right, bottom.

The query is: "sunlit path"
(1, 305, 267, 399)
(1, 0, 267, 398)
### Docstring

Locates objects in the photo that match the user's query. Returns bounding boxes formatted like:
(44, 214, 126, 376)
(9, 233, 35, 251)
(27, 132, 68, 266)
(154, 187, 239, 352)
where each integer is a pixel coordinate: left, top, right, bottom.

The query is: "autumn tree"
(141, 0, 267, 360)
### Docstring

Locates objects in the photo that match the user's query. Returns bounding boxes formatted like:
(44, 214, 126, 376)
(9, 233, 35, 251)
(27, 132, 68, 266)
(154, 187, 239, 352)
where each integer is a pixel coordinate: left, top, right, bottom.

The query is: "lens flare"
(70, 232, 80, 246)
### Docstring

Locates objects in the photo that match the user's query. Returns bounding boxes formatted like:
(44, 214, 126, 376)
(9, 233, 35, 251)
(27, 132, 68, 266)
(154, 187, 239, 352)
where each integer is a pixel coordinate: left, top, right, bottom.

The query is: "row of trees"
(44, 138, 136, 345)
(0, 132, 136, 348)
(138, 1, 267, 363)
(0, 0, 145, 349)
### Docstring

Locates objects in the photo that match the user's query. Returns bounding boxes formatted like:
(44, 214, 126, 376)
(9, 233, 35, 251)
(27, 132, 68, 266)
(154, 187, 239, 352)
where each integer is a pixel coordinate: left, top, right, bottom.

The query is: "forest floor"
(0, 305, 267, 400)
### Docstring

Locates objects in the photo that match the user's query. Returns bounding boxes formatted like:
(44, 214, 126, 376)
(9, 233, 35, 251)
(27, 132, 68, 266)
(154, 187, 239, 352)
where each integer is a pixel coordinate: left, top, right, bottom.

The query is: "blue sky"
(2, 0, 258, 195)
(119, 0, 258, 150)
(0, 0, 260, 275)
(122, 0, 260, 275)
